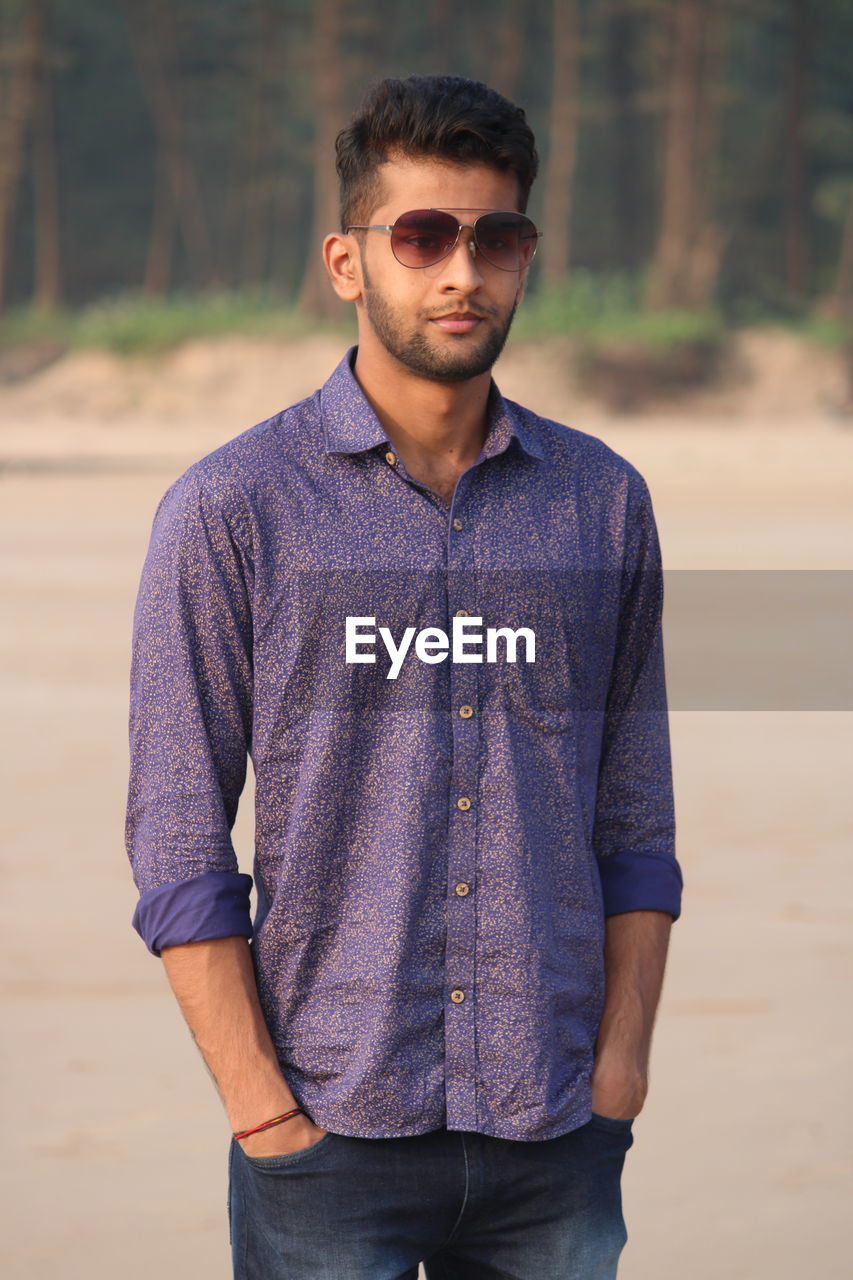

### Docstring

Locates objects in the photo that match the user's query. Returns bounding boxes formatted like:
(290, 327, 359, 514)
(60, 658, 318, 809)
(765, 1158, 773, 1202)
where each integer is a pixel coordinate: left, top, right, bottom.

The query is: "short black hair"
(335, 75, 539, 231)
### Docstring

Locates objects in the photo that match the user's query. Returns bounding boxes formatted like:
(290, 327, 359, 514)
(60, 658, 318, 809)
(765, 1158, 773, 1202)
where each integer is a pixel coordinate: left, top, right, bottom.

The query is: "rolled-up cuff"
(596, 849, 683, 921)
(132, 870, 254, 956)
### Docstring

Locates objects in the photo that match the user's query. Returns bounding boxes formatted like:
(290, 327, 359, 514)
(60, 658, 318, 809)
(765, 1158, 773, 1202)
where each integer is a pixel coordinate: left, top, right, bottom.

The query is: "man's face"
(353, 156, 529, 384)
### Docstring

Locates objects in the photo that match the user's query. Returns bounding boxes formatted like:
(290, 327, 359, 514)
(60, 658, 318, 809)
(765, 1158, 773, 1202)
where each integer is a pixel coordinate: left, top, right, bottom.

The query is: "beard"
(360, 260, 518, 384)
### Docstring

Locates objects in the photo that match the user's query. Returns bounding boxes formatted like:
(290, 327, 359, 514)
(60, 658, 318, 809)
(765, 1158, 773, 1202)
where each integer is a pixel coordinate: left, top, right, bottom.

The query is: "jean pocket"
(234, 1131, 336, 1169)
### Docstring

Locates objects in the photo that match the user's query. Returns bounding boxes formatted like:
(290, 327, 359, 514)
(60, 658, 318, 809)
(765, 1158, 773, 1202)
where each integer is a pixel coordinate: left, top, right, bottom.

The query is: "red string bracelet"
(233, 1107, 304, 1141)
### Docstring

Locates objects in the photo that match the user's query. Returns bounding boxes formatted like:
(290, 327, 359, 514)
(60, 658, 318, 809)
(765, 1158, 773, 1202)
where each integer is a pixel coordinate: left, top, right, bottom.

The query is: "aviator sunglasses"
(346, 208, 542, 272)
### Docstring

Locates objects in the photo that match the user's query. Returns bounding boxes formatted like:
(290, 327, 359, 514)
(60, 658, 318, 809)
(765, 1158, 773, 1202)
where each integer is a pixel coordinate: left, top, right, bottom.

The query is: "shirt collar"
(320, 346, 545, 463)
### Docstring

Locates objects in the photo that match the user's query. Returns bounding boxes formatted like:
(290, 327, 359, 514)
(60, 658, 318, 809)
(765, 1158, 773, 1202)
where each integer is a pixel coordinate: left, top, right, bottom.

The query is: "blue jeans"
(227, 1113, 634, 1279)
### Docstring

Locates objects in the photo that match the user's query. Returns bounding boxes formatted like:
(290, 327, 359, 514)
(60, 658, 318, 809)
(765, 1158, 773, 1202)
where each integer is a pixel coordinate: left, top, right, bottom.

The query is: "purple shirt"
(125, 346, 682, 1142)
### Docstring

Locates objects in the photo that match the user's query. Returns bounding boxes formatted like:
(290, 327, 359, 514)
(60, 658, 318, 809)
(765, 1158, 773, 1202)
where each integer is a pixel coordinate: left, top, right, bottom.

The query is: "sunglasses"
(346, 208, 542, 272)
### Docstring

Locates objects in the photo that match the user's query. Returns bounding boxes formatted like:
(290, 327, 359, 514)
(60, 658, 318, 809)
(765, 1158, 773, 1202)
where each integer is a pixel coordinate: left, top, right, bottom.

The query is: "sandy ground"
(1, 333, 852, 1278)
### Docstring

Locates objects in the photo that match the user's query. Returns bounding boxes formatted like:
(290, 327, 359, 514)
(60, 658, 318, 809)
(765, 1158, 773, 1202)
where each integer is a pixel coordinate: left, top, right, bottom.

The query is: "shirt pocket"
(490, 599, 575, 733)
(491, 567, 618, 734)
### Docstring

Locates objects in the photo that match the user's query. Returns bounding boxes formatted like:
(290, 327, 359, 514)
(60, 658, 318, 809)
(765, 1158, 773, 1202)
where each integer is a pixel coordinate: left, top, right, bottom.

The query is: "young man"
(125, 75, 682, 1280)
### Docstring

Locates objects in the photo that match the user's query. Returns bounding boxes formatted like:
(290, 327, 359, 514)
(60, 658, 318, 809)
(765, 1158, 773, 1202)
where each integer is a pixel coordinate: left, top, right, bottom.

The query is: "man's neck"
(352, 337, 492, 477)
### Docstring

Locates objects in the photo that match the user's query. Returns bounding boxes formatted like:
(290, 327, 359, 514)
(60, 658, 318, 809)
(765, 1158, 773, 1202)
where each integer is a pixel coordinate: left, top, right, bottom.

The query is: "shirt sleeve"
(125, 466, 255, 956)
(593, 471, 683, 922)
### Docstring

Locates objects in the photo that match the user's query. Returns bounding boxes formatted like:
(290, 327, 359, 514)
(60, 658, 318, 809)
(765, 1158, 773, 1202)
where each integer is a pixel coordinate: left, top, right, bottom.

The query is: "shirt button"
(456, 796, 471, 811)
(455, 882, 470, 896)
(452, 517, 463, 531)
(385, 450, 397, 465)
(459, 705, 473, 719)
(450, 989, 465, 1003)
(454, 608, 469, 618)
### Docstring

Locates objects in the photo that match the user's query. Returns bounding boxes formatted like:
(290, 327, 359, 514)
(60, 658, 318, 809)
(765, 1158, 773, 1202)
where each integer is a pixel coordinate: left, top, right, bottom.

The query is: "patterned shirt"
(125, 345, 683, 1142)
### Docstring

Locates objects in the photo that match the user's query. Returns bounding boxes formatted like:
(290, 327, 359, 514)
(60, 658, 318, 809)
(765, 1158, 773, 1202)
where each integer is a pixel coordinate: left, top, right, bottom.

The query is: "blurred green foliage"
(0, 290, 354, 354)
(1, 278, 846, 360)
(514, 272, 727, 349)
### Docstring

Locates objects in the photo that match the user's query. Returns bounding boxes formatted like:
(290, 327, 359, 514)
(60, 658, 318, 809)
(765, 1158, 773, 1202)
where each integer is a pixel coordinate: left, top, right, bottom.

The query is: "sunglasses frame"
(346, 208, 543, 272)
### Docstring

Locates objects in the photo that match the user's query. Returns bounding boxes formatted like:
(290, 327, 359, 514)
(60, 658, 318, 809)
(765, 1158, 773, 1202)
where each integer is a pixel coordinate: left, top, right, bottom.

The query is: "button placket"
(444, 495, 480, 1131)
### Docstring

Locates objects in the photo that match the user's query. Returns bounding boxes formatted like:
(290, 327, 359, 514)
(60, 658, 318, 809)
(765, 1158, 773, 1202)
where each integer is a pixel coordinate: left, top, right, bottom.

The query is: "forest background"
(1, 0, 852, 393)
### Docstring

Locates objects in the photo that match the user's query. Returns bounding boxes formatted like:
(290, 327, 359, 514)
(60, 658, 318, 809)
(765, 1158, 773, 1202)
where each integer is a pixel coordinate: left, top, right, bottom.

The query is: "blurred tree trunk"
(489, 0, 526, 102)
(683, 0, 728, 309)
(240, 0, 282, 288)
(605, 2, 642, 272)
(646, 0, 705, 309)
(832, 193, 853, 406)
(356, 0, 397, 84)
(31, 0, 61, 309)
(784, 0, 816, 301)
(144, 146, 175, 297)
(833, 195, 853, 315)
(0, 2, 41, 313)
(540, 0, 580, 289)
(126, 0, 216, 292)
(646, 0, 727, 311)
(431, 0, 452, 55)
(297, 0, 344, 319)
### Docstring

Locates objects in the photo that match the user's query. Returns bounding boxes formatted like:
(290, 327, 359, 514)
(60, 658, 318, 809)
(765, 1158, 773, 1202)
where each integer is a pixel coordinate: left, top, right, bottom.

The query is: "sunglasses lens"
(476, 213, 539, 270)
(391, 210, 460, 267)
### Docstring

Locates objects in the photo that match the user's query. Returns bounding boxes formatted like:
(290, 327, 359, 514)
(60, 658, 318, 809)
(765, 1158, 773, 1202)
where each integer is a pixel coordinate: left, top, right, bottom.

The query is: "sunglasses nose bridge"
(445, 220, 476, 251)
(428, 221, 478, 269)
(446, 225, 485, 274)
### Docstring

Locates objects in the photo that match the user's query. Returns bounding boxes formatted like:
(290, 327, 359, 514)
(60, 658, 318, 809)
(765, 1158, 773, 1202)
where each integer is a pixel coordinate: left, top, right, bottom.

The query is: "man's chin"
(401, 328, 505, 382)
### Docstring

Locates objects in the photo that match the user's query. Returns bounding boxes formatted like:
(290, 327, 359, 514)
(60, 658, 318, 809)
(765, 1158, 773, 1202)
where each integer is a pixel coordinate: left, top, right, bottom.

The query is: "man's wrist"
(592, 1049, 647, 1088)
(229, 1105, 301, 1134)
(595, 991, 650, 1055)
(225, 1079, 302, 1134)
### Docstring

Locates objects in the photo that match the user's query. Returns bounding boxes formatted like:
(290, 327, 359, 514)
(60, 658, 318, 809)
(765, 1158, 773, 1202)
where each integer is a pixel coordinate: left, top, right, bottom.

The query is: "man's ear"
(323, 233, 363, 302)
(514, 266, 529, 308)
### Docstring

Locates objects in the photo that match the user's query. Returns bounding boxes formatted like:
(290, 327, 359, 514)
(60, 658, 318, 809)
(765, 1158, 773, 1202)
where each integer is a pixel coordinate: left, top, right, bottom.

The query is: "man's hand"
(239, 1113, 329, 1159)
(591, 909, 672, 1121)
(590, 1048, 648, 1121)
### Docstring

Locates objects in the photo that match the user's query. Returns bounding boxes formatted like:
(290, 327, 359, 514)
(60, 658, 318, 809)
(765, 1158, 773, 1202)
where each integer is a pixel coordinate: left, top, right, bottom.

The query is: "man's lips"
(429, 313, 485, 333)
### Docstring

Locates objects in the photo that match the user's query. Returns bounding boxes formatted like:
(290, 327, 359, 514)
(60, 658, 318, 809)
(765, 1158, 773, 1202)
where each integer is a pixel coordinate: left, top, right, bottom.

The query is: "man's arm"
(591, 909, 673, 1120)
(590, 472, 683, 1120)
(159, 936, 327, 1156)
(125, 474, 323, 1156)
